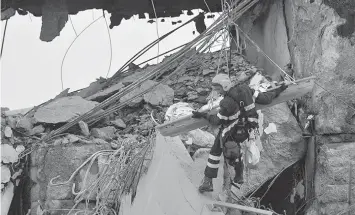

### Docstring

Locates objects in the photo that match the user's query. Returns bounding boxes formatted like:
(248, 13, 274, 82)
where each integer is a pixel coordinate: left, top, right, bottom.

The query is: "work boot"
(232, 159, 244, 189)
(199, 176, 213, 193)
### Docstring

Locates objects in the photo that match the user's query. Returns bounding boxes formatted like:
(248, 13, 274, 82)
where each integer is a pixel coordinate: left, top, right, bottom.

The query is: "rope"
(230, 21, 355, 113)
(232, 22, 296, 83)
(1, 19, 9, 60)
(150, 0, 160, 64)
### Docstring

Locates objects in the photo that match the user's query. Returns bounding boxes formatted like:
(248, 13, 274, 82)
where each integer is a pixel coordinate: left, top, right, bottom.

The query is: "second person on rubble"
(192, 73, 287, 193)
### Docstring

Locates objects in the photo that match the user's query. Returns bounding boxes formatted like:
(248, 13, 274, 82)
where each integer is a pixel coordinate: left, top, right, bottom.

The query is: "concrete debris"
(110, 140, 119, 149)
(91, 126, 116, 141)
(143, 81, 174, 106)
(30, 125, 45, 135)
(34, 96, 98, 124)
(3, 27, 353, 213)
(75, 78, 107, 98)
(92, 138, 109, 145)
(15, 145, 25, 154)
(4, 126, 12, 138)
(187, 129, 215, 148)
(110, 118, 127, 129)
(1, 8, 16, 20)
(1, 165, 11, 183)
(16, 117, 34, 134)
(264, 123, 277, 134)
(66, 134, 80, 143)
(1, 144, 19, 164)
(40, 0, 68, 42)
(78, 121, 90, 136)
(86, 82, 125, 101)
(6, 116, 17, 129)
(236, 103, 305, 197)
(120, 80, 174, 107)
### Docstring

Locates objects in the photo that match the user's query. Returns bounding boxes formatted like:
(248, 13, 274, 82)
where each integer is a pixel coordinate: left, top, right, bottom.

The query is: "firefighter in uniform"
(192, 73, 287, 193)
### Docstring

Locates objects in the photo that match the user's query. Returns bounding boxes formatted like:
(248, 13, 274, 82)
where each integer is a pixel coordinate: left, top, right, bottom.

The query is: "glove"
(191, 111, 207, 119)
(275, 83, 288, 96)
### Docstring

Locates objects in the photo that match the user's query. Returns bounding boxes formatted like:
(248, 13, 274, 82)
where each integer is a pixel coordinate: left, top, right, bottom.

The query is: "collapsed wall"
(235, 0, 355, 214)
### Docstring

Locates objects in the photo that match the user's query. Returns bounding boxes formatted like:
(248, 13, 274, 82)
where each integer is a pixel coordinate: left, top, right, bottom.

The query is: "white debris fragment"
(1, 144, 19, 164)
(164, 102, 194, 122)
(15, 145, 25, 154)
(4, 126, 13, 138)
(264, 123, 277, 134)
(1, 165, 11, 183)
(1, 181, 14, 215)
(185, 137, 193, 145)
(67, 134, 79, 143)
(295, 180, 305, 199)
(11, 169, 23, 180)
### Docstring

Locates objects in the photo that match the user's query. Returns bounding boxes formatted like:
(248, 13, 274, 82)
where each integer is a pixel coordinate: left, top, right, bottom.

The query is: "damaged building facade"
(1, 0, 355, 215)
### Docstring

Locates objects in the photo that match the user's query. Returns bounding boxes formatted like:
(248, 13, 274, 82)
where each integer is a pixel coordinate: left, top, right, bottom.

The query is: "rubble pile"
(1, 50, 302, 214)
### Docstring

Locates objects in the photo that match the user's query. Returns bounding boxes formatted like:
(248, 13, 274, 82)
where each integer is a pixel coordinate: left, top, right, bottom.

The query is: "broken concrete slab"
(30, 125, 45, 135)
(120, 80, 173, 107)
(187, 129, 215, 148)
(34, 96, 98, 124)
(143, 80, 174, 106)
(1, 144, 19, 164)
(40, 0, 68, 42)
(33, 144, 110, 202)
(119, 133, 225, 215)
(16, 117, 34, 134)
(238, 103, 305, 197)
(110, 118, 127, 129)
(86, 82, 125, 101)
(91, 126, 116, 140)
(75, 78, 107, 98)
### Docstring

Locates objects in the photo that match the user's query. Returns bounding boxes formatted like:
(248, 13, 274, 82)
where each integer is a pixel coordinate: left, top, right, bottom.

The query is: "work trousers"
(204, 130, 245, 179)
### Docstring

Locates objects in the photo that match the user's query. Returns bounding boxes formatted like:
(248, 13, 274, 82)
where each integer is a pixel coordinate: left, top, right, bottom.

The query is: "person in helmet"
(192, 73, 287, 193)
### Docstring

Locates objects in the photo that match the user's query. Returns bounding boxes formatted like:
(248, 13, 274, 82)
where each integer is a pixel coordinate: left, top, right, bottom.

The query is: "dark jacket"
(205, 84, 281, 130)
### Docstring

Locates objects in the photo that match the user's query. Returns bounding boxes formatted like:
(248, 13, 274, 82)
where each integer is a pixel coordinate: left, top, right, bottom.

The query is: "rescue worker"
(192, 73, 287, 193)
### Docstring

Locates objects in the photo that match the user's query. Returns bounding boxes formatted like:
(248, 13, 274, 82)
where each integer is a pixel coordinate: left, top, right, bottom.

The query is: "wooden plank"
(206, 200, 274, 215)
(156, 79, 314, 137)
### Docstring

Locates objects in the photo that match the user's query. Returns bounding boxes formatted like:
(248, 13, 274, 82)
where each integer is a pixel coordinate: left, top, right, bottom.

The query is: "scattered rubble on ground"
(1, 50, 264, 215)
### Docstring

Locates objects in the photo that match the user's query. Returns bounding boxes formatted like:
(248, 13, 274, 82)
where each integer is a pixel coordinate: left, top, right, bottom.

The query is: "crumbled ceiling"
(1, 0, 223, 42)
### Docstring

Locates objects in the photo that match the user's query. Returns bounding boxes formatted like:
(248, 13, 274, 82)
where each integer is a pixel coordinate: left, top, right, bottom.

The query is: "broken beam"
(156, 77, 314, 137)
(206, 200, 274, 215)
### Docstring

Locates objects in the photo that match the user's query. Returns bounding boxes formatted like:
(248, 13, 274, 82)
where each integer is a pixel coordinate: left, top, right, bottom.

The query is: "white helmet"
(212, 74, 232, 91)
